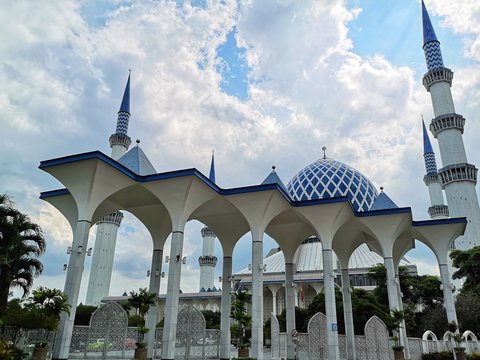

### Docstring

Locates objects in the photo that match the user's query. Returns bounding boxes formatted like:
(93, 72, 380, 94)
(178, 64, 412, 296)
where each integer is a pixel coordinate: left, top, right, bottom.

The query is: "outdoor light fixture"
(147, 270, 151, 277)
(67, 246, 72, 254)
(161, 272, 165, 278)
(155, 270, 160, 277)
(182, 256, 187, 264)
(87, 248, 93, 256)
(165, 256, 170, 263)
(248, 264, 252, 270)
(77, 245, 83, 254)
(219, 276, 222, 282)
(63, 264, 68, 271)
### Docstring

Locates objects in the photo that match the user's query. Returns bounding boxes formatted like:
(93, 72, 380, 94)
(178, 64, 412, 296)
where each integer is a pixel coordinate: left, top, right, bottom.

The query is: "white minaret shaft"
(422, 120, 448, 219)
(85, 73, 132, 305)
(199, 227, 217, 291)
(198, 152, 218, 292)
(422, 3, 480, 254)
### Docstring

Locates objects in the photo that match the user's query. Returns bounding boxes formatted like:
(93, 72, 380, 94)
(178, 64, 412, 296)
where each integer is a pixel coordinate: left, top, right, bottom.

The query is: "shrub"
(467, 353, 480, 360)
(421, 351, 453, 360)
(0, 341, 23, 360)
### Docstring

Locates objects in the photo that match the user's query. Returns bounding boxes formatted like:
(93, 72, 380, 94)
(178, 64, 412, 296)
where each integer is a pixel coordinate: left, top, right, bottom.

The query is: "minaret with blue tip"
(422, 119, 448, 219)
(421, 2, 480, 258)
(198, 151, 218, 292)
(109, 71, 133, 160)
(85, 72, 132, 305)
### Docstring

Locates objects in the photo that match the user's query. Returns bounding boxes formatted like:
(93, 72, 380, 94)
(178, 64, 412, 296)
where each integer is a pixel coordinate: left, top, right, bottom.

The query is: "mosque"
(40, 2, 479, 360)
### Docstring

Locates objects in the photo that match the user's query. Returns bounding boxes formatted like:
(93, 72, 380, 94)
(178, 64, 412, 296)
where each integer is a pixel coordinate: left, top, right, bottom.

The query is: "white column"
(395, 274, 410, 359)
(53, 220, 91, 360)
(384, 257, 400, 310)
(251, 231, 264, 360)
(285, 262, 296, 360)
(323, 248, 339, 360)
(272, 291, 277, 316)
(220, 256, 232, 360)
(341, 268, 355, 360)
(161, 230, 185, 360)
(439, 263, 458, 324)
(146, 249, 163, 359)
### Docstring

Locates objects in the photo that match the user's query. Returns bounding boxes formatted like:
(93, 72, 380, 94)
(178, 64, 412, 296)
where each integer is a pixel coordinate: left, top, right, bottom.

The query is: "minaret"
(198, 152, 218, 292)
(422, 119, 449, 219)
(85, 73, 132, 305)
(422, 2, 480, 253)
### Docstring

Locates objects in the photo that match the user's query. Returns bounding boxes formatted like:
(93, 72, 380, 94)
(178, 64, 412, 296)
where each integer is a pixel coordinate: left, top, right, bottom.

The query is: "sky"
(2, 0, 480, 303)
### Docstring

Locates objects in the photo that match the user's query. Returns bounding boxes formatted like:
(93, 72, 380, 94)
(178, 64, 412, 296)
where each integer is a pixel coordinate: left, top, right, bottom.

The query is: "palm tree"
(128, 288, 156, 319)
(0, 196, 45, 316)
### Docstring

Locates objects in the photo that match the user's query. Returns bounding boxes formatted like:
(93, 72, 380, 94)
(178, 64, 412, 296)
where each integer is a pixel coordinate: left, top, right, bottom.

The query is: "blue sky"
(2, 0, 480, 300)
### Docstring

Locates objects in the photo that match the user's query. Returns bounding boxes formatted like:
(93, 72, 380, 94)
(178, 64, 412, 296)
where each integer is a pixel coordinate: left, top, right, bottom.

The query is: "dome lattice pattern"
(287, 158, 378, 211)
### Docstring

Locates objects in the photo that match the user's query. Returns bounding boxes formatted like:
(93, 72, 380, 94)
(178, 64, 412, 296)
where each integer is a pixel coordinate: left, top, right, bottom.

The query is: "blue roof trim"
(422, 120, 434, 154)
(40, 188, 70, 199)
(422, 1, 438, 45)
(356, 207, 412, 217)
(38, 151, 466, 229)
(413, 217, 467, 226)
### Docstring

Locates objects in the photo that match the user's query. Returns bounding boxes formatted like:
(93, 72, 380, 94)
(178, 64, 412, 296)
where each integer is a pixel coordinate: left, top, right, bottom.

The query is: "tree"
(127, 288, 156, 346)
(0, 196, 45, 315)
(450, 246, 480, 294)
(30, 287, 71, 321)
(128, 288, 157, 319)
(230, 288, 252, 346)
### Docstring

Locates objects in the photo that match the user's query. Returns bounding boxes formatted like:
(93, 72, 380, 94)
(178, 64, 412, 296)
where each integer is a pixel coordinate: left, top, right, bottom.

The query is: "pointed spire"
(422, 1, 438, 45)
(422, 119, 438, 176)
(422, 118, 434, 154)
(119, 70, 131, 113)
(262, 165, 288, 193)
(115, 70, 131, 135)
(209, 150, 216, 183)
(421, 1, 444, 71)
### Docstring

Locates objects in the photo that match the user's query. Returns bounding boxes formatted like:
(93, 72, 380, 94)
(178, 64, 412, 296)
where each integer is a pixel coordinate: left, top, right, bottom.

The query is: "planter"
(134, 347, 148, 360)
(238, 347, 250, 358)
(454, 347, 466, 360)
(392, 346, 404, 360)
(32, 346, 48, 360)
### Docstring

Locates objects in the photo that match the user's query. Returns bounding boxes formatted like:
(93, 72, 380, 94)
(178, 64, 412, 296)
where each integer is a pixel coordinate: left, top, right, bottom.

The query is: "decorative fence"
(0, 327, 55, 358)
(68, 303, 220, 359)
(271, 312, 480, 360)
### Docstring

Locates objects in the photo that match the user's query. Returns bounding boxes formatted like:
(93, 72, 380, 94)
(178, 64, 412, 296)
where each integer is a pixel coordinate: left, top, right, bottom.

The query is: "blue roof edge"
(39, 151, 463, 227)
(412, 217, 467, 226)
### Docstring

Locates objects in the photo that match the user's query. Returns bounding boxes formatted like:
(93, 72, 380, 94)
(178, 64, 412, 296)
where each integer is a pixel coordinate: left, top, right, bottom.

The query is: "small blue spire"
(209, 151, 216, 183)
(422, 119, 434, 154)
(115, 71, 131, 136)
(422, 1, 438, 45)
(422, 119, 438, 176)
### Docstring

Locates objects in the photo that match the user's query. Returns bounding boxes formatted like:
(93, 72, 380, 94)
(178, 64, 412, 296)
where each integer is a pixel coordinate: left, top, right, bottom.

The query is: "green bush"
(421, 351, 452, 360)
(0, 341, 23, 360)
(467, 353, 480, 360)
(421, 351, 453, 360)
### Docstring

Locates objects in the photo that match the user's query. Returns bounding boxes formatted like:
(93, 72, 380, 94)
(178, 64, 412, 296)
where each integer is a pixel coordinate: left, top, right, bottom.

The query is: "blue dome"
(287, 157, 378, 211)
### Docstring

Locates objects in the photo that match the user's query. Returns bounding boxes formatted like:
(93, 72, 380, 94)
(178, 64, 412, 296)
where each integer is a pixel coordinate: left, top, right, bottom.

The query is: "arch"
(307, 312, 328, 358)
(189, 196, 251, 257)
(422, 330, 439, 354)
(463, 330, 477, 342)
(364, 316, 390, 360)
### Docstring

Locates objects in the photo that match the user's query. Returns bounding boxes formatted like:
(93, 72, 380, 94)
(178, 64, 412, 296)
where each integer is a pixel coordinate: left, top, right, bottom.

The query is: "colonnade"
(39, 152, 466, 360)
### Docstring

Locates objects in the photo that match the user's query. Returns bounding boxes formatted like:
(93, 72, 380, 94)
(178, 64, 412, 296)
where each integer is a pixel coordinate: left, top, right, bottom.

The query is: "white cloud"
(2, 0, 480, 301)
